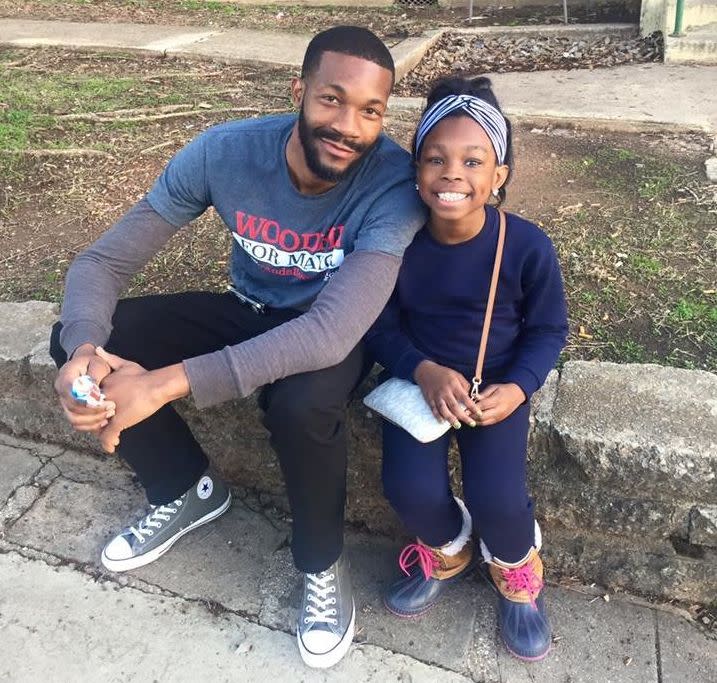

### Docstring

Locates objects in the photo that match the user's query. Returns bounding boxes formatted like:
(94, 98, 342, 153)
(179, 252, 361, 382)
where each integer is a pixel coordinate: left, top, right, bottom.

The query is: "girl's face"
(416, 115, 509, 232)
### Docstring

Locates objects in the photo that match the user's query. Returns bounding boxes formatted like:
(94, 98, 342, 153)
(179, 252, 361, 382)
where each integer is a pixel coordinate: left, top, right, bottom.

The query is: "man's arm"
(54, 199, 181, 436)
(59, 198, 180, 357)
(180, 172, 425, 408)
(96, 248, 402, 451)
(183, 249, 401, 407)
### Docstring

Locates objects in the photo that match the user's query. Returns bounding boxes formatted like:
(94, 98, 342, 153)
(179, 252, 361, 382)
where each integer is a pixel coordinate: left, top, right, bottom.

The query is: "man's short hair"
(301, 26, 395, 84)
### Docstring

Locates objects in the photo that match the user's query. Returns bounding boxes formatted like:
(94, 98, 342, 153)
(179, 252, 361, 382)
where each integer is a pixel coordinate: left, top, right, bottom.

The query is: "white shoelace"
(130, 498, 184, 543)
(304, 571, 338, 625)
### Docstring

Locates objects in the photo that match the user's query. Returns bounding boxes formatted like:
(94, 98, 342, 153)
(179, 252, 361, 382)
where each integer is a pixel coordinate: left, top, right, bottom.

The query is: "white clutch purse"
(363, 209, 507, 444)
(363, 377, 451, 443)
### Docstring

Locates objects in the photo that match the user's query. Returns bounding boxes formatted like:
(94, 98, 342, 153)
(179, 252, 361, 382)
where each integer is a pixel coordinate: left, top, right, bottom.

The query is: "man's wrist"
(149, 363, 191, 404)
(70, 343, 96, 359)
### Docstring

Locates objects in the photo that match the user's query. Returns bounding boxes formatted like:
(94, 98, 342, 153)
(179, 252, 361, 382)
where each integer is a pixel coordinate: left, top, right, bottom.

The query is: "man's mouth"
(436, 192, 468, 203)
(319, 137, 357, 159)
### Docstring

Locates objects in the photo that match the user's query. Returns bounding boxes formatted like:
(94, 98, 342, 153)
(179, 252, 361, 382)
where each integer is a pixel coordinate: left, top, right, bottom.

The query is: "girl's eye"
(465, 159, 482, 167)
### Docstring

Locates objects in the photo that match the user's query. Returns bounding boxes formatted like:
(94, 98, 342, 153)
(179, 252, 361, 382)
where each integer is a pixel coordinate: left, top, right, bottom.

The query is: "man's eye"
(322, 95, 339, 103)
(426, 157, 443, 165)
(364, 108, 379, 116)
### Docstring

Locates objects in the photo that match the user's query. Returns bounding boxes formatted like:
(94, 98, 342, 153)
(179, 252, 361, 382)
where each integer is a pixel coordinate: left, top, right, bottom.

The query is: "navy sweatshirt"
(365, 206, 569, 399)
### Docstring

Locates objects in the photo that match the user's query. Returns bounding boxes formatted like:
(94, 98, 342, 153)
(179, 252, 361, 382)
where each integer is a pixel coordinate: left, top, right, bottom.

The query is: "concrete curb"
(447, 22, 638, 37)
(388, 96, 715, 136)
(1, 301, 715, 603)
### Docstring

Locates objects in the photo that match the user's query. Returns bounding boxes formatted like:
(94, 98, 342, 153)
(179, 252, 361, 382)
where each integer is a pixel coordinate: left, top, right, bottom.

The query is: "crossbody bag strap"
(470, 208, 506, 400)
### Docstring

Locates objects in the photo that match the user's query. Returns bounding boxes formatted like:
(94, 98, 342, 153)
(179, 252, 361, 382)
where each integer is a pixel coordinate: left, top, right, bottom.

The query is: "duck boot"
(384, 498, 473, 618)
(487, 546, 551, 661)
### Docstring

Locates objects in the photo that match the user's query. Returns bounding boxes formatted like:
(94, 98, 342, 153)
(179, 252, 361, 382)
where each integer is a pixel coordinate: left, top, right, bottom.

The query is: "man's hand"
(475, 383, 526, 426)
(414, 360, 480, 428)
(96, 347, 190, 454)
(54, 343, 115, 433)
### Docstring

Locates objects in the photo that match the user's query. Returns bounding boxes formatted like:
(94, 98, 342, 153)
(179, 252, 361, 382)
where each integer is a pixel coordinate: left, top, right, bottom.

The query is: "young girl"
(365, 76, 568, 661)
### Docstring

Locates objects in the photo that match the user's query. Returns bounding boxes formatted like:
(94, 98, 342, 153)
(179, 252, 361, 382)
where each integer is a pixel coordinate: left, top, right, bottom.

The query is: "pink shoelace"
(501, 562, 544, 609)
(398, 543, 439, 581)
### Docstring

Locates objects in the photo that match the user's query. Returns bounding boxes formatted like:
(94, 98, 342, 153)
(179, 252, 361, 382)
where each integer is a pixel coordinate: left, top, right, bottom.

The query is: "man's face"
(292, 52, 393, 183)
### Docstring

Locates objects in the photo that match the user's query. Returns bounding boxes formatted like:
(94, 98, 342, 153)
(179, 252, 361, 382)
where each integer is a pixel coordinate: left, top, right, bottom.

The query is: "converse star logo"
(197, 476, 213, 500)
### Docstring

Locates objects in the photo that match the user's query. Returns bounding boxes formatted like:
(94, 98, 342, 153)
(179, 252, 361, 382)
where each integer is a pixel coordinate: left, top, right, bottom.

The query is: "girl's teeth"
(437, 192, 467, 202)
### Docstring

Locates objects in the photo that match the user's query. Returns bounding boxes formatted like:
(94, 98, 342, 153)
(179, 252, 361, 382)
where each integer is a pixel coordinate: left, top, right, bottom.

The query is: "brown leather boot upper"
(488, 547, 544, 606)
(400, 538, 473, 581)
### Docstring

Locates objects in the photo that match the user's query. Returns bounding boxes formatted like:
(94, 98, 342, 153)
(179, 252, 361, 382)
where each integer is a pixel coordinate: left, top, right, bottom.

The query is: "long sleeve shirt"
(365, 206, 569, 399)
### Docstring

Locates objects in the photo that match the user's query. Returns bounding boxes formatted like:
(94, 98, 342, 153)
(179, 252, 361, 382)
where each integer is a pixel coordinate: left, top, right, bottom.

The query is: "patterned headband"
(415, 94, 508, 165)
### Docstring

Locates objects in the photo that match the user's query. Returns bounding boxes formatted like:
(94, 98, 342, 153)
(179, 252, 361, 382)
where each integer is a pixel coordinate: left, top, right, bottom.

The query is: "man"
(50, 26, 425, 669)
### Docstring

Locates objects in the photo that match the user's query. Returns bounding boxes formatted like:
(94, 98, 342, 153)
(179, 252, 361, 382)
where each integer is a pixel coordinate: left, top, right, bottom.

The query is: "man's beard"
(297, 106, 376, 183)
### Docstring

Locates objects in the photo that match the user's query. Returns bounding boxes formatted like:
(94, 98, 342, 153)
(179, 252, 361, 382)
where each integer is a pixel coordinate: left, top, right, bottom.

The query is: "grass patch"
(628, 253, 663, 277)
(553, 138, 716, 371)
(179, 0, 237, 12)
(568, 146, 684, 205)
(0, 55, 250, 177)
(0, 109, 33, 149)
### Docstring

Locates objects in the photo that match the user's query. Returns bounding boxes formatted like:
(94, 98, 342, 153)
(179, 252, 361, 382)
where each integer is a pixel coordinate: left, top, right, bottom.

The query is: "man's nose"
(331, 106, 361, 140)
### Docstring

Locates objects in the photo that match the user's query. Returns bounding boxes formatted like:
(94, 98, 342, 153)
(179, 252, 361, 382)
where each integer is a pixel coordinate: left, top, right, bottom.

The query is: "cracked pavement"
(0, 433, 714, 682)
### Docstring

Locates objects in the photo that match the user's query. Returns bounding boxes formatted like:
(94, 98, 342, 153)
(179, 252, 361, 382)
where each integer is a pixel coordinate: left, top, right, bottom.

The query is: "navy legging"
(382, 402, 535, 564)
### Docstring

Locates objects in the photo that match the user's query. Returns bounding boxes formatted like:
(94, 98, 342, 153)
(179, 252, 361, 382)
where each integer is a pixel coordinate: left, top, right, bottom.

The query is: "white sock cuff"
(479, 521, 542, 565)
(440, 497, 473, 557)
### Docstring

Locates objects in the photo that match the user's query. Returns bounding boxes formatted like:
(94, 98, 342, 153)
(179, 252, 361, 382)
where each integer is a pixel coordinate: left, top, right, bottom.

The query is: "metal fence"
(466, 0, 570, 22)
(394, 0, 439, 7)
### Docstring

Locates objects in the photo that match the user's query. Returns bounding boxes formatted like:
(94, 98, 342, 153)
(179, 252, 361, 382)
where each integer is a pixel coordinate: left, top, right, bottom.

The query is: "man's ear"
(290, 76, 305, 108)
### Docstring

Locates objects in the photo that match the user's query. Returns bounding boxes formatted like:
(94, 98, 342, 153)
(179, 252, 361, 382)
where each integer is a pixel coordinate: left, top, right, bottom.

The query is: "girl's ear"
(493, 164, 510, 191)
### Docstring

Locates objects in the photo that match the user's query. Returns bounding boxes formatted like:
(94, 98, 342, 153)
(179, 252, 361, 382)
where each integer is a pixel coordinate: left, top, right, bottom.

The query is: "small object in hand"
(71, 375, 105, 407)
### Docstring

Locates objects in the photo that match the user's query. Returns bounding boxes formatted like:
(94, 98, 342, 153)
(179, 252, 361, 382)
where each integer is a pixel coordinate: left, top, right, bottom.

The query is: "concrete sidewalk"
(2, 18, 717, 136)
(1, 433, 714, 682)
(0, 17, 436, 81)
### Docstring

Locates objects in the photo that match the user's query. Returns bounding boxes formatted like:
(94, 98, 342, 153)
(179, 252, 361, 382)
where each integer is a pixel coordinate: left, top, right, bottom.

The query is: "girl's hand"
(475, 383, 526, 426)
(414, 360, 480, 428)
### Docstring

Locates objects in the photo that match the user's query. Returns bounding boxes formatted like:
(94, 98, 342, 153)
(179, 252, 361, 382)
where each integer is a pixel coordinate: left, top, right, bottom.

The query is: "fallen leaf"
(578, 325, 594, 340)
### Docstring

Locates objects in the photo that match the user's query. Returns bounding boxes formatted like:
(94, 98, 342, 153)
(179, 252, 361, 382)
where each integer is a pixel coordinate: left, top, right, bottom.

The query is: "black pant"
(50, 291, 367, 572)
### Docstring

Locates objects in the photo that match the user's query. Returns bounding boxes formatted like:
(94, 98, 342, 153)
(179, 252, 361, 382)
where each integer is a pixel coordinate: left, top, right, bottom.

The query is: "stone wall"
(0, 301, 715, 603)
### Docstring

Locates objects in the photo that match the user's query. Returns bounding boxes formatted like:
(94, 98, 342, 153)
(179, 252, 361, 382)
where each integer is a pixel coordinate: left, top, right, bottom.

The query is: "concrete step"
(665, 22, 717, 65)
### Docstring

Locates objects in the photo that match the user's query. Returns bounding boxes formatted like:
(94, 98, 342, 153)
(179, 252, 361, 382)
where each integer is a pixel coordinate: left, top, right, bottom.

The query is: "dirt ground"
(1, 47, 715, 372)
(0, 0, 641, 39)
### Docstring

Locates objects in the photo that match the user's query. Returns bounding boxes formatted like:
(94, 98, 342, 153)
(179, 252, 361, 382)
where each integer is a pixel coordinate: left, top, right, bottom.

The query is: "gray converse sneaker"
(101, 469, 231, 572)
(296, 554, 355, 669)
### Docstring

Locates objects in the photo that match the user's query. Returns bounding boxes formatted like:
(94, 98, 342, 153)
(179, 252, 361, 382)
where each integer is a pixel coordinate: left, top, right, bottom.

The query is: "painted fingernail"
(453, 422, 461, 429)
(469, 421, 477, 427)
